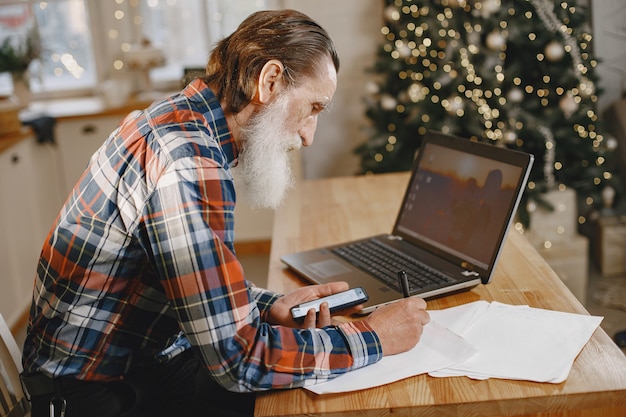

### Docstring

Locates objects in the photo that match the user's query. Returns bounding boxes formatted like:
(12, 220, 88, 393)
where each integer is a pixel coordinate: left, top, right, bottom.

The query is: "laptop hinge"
(461, 262, 479, 276)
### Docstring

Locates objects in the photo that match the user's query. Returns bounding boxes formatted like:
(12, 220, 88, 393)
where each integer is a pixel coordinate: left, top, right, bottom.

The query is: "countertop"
(0, 92, 168, 152)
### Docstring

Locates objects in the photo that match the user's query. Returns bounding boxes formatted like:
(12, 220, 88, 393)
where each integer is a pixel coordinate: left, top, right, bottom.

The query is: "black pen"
(397, 270, 410, 298)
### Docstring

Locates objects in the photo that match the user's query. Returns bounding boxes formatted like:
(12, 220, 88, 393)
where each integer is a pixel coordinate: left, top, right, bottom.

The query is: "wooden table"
(254, 172, 626, 417)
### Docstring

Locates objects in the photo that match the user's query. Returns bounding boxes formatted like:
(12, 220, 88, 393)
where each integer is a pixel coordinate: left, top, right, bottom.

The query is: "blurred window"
(0, 0, 272, 98)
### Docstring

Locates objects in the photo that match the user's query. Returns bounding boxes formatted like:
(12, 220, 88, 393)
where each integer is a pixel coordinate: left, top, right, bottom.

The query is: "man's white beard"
(237, 92, 302, 209)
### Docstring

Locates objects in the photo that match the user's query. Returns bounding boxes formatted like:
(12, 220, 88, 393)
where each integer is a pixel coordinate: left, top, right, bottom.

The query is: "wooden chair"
(0, 314, 30, 417)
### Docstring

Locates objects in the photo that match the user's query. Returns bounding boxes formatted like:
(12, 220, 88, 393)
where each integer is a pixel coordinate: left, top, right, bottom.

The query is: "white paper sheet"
(427, 300, 491, 334)
(429, 301, 603, 383)
(304, 320, 477, 394)
(304, 301, 603, 394)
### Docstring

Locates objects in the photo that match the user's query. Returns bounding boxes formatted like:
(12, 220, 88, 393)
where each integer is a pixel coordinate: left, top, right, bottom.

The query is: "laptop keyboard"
(331, 239, 456, 293)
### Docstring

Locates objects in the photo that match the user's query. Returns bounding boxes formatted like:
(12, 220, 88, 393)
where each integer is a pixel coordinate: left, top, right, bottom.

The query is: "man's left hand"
(268, 281, 361, 329)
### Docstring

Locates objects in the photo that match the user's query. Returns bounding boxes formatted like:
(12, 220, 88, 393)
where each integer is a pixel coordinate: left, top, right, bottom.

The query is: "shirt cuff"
(337, 320, 383, 369)
(249, 285, 282, 322)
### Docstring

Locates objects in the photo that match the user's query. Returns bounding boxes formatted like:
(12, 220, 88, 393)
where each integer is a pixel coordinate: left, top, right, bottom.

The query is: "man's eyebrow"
(316, 98, 333, 112)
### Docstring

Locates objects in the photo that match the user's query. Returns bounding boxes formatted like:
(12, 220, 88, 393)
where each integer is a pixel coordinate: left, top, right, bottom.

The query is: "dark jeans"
(29, 350, 256, 417)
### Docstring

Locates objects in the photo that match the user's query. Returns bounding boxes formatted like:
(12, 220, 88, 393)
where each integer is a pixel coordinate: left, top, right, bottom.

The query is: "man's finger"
(302, 308, 317, 329)
(317, 302, 331, 327)
(317, 281, 349, 297)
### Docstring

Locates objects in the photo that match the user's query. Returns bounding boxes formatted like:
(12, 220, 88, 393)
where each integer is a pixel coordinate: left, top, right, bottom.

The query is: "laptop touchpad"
(305, 260, 352, 279)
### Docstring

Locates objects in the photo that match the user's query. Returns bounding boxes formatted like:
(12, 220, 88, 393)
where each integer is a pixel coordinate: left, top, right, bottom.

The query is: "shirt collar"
(182, 78, 238, 167)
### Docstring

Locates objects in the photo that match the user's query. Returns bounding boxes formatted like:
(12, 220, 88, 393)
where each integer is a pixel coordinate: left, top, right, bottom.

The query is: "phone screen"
(290, 287, 368, 320)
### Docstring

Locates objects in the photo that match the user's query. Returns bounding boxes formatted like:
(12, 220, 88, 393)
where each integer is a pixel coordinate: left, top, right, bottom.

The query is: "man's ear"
(256, 59, 286, 104)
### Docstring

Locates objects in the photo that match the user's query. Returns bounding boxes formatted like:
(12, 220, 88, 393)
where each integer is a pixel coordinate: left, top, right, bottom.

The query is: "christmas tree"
(357, 0, 621, 227)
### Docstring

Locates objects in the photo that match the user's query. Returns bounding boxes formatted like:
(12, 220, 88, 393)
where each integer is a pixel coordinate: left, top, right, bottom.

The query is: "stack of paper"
(305, 301, 602, 395)
(428, 301, 602, 382)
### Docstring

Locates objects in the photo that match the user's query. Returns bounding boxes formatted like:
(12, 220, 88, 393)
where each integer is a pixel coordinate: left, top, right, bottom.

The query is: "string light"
(362, 0, 616, 228)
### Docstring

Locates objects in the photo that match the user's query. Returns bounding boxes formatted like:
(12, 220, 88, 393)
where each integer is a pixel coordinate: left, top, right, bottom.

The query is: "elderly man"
(21, 9, 429, 417)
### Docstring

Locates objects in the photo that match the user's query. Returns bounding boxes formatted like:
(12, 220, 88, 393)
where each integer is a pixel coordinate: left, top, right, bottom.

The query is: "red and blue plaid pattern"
(22, 79, 382, 391)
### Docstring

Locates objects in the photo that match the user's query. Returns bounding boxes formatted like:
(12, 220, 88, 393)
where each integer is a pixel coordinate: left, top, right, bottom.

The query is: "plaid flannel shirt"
(22, 79, 383, 391)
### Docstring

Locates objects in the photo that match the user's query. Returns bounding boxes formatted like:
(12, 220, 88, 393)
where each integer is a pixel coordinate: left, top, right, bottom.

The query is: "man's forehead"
(300, 66, 337, 102)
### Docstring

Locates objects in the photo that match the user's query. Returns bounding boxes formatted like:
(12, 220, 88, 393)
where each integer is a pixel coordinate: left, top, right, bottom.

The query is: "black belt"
(20, 372, 74, 417)
(20, 349, 191, 399)
(20, 372, 85, 399)
(20, 372, 56, 399)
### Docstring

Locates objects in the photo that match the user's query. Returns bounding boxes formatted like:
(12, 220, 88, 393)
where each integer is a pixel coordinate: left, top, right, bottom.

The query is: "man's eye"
(312, 104, 326, 115)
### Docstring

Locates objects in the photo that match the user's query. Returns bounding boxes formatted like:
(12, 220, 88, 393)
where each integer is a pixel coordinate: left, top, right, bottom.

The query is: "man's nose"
(299, 115, 318, 147)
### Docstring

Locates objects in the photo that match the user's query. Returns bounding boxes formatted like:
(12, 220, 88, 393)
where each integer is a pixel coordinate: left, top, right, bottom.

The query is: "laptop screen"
(395, 136, 528, 272)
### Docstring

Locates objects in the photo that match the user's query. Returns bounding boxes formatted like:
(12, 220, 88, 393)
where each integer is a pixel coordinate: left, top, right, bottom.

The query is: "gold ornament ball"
(606, 137, 618, 151)
(507, 88, 524, 103)
(380, 94, 398, 111)
(486, 31, 505, 51)
(559, 93, 578, 117)
(384, 5, 400, 22)
(365, 81, 379, 95)
(397, 43, 412, 58)
(503, 130, 517, 144)
(545, 41, 565, 62)
(445, 96, 464, 114)
(480, 0, 501, 18)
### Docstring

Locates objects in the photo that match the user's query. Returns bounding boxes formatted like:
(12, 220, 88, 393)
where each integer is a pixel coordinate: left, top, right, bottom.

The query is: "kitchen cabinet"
(0, 136, 65, 328)
(55, 116, 124, 195)
(22, 96, 145, 197)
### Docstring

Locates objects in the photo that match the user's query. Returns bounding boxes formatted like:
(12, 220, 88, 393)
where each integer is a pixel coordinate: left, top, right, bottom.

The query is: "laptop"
(281, 131, 534, 313)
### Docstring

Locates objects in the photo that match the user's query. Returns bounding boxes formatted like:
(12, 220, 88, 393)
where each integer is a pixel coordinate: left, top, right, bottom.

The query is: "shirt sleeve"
(248, 284, 281, 323)
(141, 154, 383, 392)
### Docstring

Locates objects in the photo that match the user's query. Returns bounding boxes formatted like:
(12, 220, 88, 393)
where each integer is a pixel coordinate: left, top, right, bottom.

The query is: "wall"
(590, 0, 626, 113)
(281, 0, 384, 179)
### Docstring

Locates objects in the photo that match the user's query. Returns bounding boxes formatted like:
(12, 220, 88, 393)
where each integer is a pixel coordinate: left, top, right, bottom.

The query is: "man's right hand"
(364, 297, 430, 356)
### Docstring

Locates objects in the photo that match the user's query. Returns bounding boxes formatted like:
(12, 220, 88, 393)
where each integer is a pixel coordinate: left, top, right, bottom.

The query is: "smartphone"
(290, 287, 369, 321)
